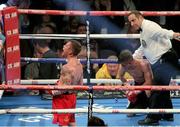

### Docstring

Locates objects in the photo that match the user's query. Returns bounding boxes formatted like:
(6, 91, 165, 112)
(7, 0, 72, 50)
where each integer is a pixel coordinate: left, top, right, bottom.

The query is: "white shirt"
(133, 19, 174, 64)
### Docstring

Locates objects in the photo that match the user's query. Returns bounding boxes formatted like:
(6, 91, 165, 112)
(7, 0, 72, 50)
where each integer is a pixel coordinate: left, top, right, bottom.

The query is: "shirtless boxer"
(118, 50, 153, 116)
(52, 40, 83, 127)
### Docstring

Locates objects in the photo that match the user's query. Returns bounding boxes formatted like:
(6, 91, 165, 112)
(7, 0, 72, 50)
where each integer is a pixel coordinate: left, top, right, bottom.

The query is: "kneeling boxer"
(118, 50, 153, 116)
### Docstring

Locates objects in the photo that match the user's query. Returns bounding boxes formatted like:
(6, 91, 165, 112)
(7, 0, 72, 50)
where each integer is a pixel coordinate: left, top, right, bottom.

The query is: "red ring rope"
(18, 9, 180, 16)
(0, 85, 179, 91)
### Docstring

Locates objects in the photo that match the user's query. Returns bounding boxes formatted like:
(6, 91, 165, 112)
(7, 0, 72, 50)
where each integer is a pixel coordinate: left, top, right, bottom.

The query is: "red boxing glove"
(48, 90, 52, 95)
(126, 91, 138, 103)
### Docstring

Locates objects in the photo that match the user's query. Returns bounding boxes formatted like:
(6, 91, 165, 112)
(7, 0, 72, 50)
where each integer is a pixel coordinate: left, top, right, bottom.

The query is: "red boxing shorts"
(52, 93, 76, 126)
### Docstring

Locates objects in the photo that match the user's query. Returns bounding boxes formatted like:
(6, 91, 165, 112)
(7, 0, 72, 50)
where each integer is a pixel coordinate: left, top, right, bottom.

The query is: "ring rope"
(21, 79, 123, 84)
(18, 9, 180, 16)
(20, 34, 140, 39)
(0, 108, 180, 114)
(20, 79, 180, 85)
(0, 85, 180, 91)
(21, 58, 118, 64)
(21, 57, 180, 64)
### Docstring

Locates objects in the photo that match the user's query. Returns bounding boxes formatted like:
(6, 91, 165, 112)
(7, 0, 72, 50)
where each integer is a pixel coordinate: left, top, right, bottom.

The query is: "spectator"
(24, 48, 42, 95)
(76, 22, 99, 54)
(78, 46, 99, 79)
(33, 23, 58, 52)
(96, 55, 132, 96)
(39, 4, 57, 29)
(62, 17, 79, 34)
(24, 49, 41, 80)
(34, 25, 59, 99)
(0, 31, 5, 84)
(40, 14, 56, 28)
(7, 0, 31, 9)
(96, 55, 132, 85)
(94, 0, 111, 11)
(93, 0, 112, 34)
(77, 23, 86, 34)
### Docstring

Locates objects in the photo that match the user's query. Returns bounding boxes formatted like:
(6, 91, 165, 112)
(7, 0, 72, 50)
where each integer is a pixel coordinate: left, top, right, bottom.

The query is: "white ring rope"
(20, 34, 140, 39)
(21, 79, 123, 85)
(20, 79, 180, 85)
(0, 108, 180, 114)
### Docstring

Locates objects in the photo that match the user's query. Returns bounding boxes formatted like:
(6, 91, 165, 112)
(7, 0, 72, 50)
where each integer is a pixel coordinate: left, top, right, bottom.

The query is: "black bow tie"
(138, 28, 142, 32)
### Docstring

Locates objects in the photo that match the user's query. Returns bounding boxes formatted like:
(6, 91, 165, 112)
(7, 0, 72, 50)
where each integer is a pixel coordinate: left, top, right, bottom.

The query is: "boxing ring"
(1, 96, 180, 126)
(0, 7, 180, 126)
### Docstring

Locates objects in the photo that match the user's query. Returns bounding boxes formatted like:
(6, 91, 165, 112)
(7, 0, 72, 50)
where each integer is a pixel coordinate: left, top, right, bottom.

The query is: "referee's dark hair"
(128, 10, 143, 18)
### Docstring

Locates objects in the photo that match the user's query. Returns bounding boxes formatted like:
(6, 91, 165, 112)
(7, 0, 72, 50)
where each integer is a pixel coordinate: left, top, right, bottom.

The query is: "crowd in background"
(0, 0, 179, 82)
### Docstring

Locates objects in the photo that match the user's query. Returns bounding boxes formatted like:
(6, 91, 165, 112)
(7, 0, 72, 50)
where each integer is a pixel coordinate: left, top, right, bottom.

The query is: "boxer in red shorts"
(51, 40, 83, 127)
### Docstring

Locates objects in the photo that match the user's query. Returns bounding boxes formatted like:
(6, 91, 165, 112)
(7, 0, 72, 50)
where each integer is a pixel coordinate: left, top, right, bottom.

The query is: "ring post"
(86, 20, 93, 121)
(2, 7, 21, 90)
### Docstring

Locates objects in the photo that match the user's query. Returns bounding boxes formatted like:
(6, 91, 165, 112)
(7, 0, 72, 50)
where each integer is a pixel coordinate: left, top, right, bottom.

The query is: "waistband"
(134, 81, 144, 85)
(151, 48, 174, 69)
